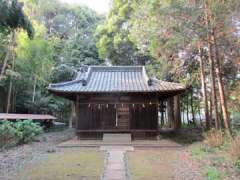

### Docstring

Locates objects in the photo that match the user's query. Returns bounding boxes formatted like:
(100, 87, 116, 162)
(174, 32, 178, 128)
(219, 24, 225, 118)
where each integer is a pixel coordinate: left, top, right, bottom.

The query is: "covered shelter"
(0, 113, 56, 120)
(48, 66, 185, 139)
(0, 113, 56, 128)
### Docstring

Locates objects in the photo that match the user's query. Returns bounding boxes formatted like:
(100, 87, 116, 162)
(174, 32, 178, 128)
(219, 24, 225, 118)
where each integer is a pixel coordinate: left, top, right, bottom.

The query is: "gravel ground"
(127, 147, 203, 180)
(174, 148, 203, 180)
(0, 129, 75, 180)
(1, 128, 238, 180)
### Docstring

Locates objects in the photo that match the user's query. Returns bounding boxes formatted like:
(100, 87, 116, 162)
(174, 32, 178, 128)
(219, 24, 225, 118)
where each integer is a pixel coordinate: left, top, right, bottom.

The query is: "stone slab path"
(100, 146, 134, 180)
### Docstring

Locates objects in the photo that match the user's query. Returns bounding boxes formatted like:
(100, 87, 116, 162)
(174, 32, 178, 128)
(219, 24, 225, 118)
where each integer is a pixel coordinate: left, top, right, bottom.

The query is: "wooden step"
(103, 133, 131, 143)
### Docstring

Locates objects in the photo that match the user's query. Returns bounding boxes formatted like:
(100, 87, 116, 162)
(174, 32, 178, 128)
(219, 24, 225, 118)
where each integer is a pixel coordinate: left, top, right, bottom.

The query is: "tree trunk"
(205, 2, 220, 129)
(181, 101, 185, 124)
(209, 32, 220, 129)
(186, 94, 190, 124)
(212, 28, 231, 131)
(209, 95, 212, 126)
(0, 32, 15, 81)
(190, 87, 195, 124)
(6, 32, 16, 113)
(198, 103, 202, 126)
(32, 75, 37, 103)
(6, 78, 13, 113)
(198, 44, 210, 129)
(0, 51, 10, 81)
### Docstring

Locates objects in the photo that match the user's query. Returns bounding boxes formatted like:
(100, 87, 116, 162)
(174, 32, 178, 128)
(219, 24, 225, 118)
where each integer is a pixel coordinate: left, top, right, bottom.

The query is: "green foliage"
(13, 119, 43, 143)
(0, 0, 101, 121)
(0, 120, 43, 149)
(0, 0, 239, 132)
(14, 24, 55, 113)
(0, 120, 21, 148)
(205, 167, 220, 180)
(191, 145, 213, 158)
(44, 2, 103, 78)
(95, 0, 147, 65)
(0, 0, 34, 38)
(234, 159, 240, 170)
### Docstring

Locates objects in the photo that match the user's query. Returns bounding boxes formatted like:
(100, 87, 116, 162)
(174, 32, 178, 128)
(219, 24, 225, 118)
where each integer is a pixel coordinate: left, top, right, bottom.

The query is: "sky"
(59, 0, 110, 14)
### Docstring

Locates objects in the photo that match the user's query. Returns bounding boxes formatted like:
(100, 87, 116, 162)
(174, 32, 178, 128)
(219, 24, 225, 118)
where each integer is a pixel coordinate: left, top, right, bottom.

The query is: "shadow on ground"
(159, 127, 204, 145)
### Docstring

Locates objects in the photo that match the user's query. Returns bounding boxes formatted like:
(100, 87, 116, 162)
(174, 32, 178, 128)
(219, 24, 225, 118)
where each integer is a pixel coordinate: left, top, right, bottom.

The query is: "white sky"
(59, 0, 110, 14)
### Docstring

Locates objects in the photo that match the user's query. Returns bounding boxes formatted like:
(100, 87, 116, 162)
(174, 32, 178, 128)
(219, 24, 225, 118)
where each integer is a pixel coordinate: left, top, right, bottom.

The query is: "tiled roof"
(0, 113, 56, 120)
(48, 66, 185, 93)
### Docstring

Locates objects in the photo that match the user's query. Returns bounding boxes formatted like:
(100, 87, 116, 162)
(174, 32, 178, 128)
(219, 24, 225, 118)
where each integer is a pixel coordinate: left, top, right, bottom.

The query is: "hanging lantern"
(149, 101, 152, 105)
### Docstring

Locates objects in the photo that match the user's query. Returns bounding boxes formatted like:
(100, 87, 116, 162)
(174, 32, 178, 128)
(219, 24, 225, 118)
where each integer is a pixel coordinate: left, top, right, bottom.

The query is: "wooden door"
(116, 105, 130, 129)
(102, 105, 116, 129)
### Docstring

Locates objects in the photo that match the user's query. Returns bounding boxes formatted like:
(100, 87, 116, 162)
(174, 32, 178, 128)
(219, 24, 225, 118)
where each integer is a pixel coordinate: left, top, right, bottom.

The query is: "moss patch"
(205, 167, 221, 180)
(127, 150, 178, 180)
(17, 148, 104, 180)
(190, 145, 214, 159)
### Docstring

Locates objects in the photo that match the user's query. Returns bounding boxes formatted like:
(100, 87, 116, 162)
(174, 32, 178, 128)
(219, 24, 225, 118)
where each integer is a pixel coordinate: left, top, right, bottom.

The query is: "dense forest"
(0, 0, 240, 131)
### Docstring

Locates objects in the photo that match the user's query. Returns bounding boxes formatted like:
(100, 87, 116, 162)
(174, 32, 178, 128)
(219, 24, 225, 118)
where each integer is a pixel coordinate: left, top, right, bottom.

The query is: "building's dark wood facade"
(48, 66, 185, 139)
(74, 94, 159, 139)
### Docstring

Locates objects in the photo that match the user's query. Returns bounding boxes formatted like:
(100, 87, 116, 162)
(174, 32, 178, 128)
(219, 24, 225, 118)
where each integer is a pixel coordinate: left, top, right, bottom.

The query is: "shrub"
(204, 129, 224, 148)
(0, 120, 43, 149)
(235, 159, 240, 170)
(14, 120, 43, 143)
(0, 120, 21, 148)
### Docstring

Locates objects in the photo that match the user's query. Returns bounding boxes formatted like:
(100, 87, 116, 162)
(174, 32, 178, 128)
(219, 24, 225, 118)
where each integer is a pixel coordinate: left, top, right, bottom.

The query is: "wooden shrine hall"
(48, 66, 186, 139)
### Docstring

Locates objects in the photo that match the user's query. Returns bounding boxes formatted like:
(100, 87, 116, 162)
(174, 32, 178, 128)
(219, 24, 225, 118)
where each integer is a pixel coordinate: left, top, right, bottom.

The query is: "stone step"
(103, 133, 131, 143)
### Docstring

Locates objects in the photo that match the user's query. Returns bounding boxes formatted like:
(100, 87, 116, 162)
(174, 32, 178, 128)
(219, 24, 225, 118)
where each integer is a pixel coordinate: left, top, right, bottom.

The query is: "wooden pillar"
(159, 100, 165, 127)
(174, 95, 181, 129)
(167, 97, 174, 128)
(75, 95, 80, 130)
(69, 101, 76, 128)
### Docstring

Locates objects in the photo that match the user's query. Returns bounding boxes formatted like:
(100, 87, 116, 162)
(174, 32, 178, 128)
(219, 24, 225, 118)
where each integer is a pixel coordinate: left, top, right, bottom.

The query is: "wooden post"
(69, 101, 76, 128)
(174, 95, 181, 129)
(76, 95, 80, 131)
(160, 101, 165, 127)
(167, 97, 174, 128)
